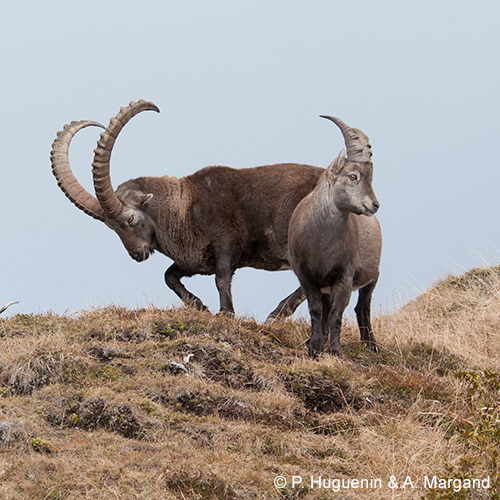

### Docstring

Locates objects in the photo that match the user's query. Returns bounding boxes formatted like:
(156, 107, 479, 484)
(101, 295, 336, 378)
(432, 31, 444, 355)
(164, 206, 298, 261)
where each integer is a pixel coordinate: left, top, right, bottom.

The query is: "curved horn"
(51, 120, 106, 221)
(92, 100, 160, 219)
(320, 115, 372, 162)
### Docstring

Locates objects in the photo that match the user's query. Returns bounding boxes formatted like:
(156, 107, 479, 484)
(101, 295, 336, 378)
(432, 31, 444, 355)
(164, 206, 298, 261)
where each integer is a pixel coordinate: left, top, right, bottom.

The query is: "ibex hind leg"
(164, 263, 208, 312)
(266, 287, 306, 321)
(354, 275, 379, 353)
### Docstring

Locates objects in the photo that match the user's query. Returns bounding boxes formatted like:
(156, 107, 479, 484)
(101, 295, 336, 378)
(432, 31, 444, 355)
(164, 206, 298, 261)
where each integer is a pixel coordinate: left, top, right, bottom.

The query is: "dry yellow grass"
(383, 265, 500, 370)
(0, 266, 499, 499)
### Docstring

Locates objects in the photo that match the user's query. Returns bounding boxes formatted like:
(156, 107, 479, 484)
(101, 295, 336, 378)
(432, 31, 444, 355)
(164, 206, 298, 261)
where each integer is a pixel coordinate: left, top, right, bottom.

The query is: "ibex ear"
(141, 193, 153, 206)
(327, 149, 346, 175)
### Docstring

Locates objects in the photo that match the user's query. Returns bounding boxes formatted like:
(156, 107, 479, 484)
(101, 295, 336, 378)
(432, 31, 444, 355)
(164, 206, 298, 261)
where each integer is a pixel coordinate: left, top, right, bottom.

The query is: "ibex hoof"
(308, 349, 320, 360)
(190, 300, 208, 312)
(266, 309, 287, 322)
(308, 342, 324, 360)
(327, 346, 342, 358)
(216, 310, 235, 318)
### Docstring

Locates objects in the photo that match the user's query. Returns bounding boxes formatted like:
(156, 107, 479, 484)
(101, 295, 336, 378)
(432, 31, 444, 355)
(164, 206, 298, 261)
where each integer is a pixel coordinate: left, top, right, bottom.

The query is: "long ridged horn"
(92, 99, 160, 219)
(51, 120, 106, 221)
(320, 115, 372, 162)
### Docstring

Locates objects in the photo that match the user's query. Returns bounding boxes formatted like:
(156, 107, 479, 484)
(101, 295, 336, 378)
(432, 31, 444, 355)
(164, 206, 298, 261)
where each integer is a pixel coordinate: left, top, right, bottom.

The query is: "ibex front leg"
(325, 277, 352, 357)
(300, 280, 326, 359)
(164, 263, 208, 311)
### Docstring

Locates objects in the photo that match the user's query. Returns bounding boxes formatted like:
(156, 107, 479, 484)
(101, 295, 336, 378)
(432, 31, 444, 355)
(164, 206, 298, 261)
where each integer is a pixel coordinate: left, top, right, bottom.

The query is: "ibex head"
(51, 100, 160, 262)
(103, 181, 156, 262)
(320, 115, 379, 216)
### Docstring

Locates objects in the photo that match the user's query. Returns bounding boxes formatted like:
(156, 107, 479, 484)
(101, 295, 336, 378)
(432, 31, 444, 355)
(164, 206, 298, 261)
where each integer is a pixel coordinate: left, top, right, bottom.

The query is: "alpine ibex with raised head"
(51, 100, 325, 314)
(288, 116, 381, 358)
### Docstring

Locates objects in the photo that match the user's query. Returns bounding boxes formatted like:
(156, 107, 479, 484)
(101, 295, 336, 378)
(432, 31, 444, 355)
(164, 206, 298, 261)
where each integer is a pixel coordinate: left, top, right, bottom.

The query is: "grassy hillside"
(0, 267, 499, 499)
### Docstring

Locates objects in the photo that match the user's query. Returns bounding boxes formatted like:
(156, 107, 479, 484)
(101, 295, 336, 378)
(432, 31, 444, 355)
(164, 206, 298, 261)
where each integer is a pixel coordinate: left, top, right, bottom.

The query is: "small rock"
(90, 345, 125, 361)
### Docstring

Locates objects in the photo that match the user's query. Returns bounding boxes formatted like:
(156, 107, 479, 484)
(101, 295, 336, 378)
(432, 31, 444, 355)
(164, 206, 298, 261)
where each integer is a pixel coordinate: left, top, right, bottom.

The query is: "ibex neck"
(310, 179, 346, 218)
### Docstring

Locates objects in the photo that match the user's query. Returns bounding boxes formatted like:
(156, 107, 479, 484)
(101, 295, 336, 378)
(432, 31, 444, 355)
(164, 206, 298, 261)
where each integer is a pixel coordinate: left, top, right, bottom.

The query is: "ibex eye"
(348, 174, 358, 181)
(128, 215, 134, 224)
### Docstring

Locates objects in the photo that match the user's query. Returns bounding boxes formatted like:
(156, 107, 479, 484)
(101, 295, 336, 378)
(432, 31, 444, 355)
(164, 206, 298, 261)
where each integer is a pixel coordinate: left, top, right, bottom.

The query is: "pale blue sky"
(1, 1, 499, 319)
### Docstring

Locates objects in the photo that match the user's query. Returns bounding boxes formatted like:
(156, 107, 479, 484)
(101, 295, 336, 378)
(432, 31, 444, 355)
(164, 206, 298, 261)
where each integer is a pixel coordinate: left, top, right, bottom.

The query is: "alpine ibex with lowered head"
(288, 116, 381, 358)
(51, 100, 326, 315)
